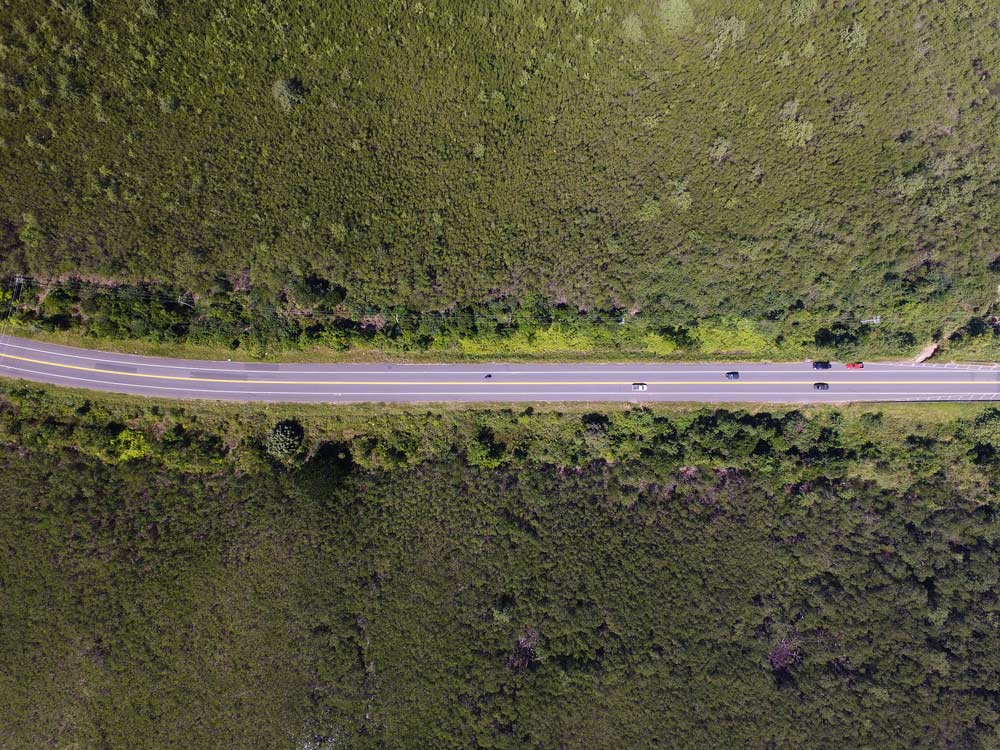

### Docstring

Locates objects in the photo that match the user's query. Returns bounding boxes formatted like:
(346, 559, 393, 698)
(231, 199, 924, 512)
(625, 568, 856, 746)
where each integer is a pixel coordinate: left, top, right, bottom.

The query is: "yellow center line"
(0, 352, 996, 387)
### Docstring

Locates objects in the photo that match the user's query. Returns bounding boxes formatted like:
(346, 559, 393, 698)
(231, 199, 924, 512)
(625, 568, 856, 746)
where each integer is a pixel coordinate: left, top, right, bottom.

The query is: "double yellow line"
(0, 351, 995, 387)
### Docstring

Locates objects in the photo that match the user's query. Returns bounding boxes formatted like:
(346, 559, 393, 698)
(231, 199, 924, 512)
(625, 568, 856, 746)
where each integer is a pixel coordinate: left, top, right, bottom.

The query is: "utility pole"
(3, 276, 24, 321)
(0, 275, 25, 371)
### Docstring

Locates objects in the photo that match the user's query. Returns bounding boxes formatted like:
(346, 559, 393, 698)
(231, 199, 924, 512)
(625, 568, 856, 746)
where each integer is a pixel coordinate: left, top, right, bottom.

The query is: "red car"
(845, 362, 864, 369)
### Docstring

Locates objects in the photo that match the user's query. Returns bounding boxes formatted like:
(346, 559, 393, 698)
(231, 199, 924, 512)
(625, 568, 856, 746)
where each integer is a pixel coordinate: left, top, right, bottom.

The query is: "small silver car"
(631, 383, 648, 392)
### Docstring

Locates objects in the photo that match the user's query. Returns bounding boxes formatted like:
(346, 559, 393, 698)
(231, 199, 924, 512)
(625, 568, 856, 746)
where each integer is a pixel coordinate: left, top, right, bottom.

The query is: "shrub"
(328, 222, 347, 243)
(694, 318, 769, 354)
(666, 180, 692, 212)
(777, 100, 816, 148)
(272, 78, 307, 113)
(17, 212, 44, 251)
(841, 22, 869, 54)
(111, 428, 152, 463)
(767, 637, 802, 672)
(709, 138, 731, 163)
(658, 0, 694, 34)
(637, 197, 662, 222)
(708, 16, 746, 60)
(643, 333, 678, 356)
(265, 420, 305, 462)
(621, 14, 645, 44)
(787, 0, 818, 27)
(506, 627, 541, 672)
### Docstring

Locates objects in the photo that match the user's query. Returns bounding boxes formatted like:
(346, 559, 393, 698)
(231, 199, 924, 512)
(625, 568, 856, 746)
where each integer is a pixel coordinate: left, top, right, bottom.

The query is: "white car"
(631, 383, 648, 392)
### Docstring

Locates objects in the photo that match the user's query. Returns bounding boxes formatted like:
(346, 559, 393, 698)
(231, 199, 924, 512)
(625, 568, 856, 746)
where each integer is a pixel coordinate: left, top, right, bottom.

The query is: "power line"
(9, 274, 888, 337)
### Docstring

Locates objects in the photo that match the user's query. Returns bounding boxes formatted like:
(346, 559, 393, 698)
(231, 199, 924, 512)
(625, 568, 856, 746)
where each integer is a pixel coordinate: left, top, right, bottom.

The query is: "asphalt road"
(0, 335, 997, 404)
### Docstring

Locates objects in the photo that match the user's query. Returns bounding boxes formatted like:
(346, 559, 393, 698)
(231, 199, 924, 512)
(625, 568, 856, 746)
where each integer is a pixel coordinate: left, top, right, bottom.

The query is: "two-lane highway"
(0, 335, 997, 403)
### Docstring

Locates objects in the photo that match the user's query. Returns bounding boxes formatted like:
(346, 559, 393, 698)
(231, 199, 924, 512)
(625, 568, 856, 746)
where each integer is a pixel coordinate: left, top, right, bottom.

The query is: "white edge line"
(1, 337, 997, 375)
(1, 367, 997, 401)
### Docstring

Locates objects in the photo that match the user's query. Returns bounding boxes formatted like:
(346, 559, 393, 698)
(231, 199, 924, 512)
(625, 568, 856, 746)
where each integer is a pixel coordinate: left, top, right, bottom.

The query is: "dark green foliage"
(0, 276, 944, 360)
(1, 1, 999, 354)
(12, 280, 196, 340)
(1, 386, 999, 748)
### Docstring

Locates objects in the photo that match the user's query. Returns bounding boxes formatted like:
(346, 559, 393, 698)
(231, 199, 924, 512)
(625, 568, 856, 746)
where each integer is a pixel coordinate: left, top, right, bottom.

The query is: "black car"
(725, 371, 740, 380)
(813, 382, 830, 390)
(812, 361, 832, 370)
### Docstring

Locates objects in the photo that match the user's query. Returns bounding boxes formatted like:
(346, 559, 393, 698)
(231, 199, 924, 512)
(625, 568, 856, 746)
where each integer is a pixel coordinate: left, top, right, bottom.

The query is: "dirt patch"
(913, 341, 938, 363)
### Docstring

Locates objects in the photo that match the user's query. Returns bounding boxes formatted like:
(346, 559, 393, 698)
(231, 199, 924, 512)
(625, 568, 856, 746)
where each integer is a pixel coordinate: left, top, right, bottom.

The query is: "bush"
(767, 637, 802, 672)
(271, 78, 306, 113)
(694, 318, 769, 354)
(658, 0, 694, 33)
(264, 420, 304, 462)
(110, 428, 152, 463)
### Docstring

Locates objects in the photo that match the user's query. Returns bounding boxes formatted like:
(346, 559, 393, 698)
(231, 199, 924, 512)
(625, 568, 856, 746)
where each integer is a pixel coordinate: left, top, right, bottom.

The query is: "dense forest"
(2, 1, 1000, 356)
(2, 384, 1000, 748)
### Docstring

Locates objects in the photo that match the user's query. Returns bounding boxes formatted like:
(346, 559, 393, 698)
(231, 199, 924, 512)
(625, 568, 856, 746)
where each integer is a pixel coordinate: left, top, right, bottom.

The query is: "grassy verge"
(4, 275, 993, 363)
(3, 313, 973, 365)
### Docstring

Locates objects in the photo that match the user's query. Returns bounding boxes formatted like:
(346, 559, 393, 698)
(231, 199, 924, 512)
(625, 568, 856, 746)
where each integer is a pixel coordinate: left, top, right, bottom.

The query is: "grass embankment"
(2, 383, 1000, 748)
